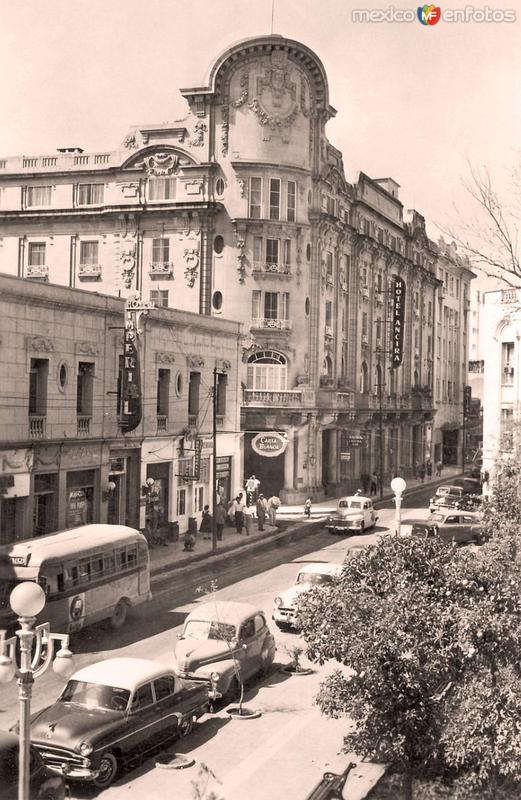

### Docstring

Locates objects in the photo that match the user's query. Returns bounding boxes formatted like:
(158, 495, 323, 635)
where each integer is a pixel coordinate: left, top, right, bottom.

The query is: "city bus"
(0, 524, 151, 634)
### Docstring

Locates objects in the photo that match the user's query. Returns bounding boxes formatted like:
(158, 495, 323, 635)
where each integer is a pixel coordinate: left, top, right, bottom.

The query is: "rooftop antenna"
(271, 0, 275, 33)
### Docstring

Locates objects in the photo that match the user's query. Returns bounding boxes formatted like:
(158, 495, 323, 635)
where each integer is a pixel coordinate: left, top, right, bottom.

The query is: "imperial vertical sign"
(120, 300, 144, 433)
(391, 276, 406, 368)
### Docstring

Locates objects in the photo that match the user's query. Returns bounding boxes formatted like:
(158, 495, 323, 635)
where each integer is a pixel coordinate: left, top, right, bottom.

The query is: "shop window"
(29, 358, 49, 416)
(33, 472, 57, 536)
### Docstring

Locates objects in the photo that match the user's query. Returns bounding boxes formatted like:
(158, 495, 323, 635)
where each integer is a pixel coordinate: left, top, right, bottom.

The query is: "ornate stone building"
(0, 35, 448, 501)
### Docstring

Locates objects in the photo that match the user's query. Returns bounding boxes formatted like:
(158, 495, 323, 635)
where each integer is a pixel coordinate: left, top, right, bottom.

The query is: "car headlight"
(274, 596, 283, 607)
(210, 671, 220, 684)
(79, 741, 93, 756)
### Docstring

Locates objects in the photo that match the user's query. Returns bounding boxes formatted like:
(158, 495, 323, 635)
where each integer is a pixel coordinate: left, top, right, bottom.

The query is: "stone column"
(328, 428, 338, 486)
(283, 428, 295, 491)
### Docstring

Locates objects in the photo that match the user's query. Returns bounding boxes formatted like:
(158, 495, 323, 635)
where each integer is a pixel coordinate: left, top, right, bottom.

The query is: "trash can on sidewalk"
(188, 516, 198, 536)
(163, 521, 179, 543)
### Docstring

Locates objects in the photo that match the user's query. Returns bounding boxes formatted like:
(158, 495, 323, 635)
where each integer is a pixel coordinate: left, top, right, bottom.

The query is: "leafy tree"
(297, 530, 521, 799)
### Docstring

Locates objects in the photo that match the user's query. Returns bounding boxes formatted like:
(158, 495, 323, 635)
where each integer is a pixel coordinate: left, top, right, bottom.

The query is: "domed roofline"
(181, 34, 336, 118)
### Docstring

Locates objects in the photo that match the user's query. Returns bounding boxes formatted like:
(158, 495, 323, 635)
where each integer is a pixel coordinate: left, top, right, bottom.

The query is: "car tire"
(360, 523, 365, 534)
(179, 716, 194, 737)
(93, 752, 119, 789)
(110, 600, 128, 630)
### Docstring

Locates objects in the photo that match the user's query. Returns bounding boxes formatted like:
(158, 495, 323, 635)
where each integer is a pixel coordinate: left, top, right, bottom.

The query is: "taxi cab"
(325, 494, 378, 534)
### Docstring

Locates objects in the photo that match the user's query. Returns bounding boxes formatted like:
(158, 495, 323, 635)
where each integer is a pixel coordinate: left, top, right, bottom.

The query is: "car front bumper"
(273, 607, 297, 626)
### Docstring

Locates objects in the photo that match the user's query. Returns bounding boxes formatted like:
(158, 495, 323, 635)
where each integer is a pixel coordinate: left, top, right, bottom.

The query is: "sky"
(1, 0, 520, 241)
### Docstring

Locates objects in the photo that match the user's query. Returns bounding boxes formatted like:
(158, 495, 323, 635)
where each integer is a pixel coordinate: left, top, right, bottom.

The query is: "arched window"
(360, 361, 369, 393)
(374, 363, 382, 395)
(414, 369, 419, 388)
(323, 355, 333, 378)
(247, 350, 287, 391)
(389, 368, 397, 395)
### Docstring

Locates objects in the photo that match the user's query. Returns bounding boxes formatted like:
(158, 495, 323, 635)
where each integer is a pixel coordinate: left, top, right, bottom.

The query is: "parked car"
(429, 484, 481, 512)
(452, 476, 482, 495)
(405, 512, 484, 545)
(26, 657, 209, 790)
(0, 731, 67, 800)
(273, 562, 343, 629)
(173, 600, 276, 701)
(325, 495, 378, 534)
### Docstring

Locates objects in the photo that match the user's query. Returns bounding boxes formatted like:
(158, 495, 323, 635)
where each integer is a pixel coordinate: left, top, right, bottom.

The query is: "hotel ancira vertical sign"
(120, 297, 154, 433)
(391, 276, 406, 368)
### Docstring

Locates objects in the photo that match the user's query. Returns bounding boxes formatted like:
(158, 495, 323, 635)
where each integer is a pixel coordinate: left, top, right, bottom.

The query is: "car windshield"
(59, 680, 130, 711)
(296, 572, 335, 585)
(339, 500, 362, 509)
(183, 619, 237, 642)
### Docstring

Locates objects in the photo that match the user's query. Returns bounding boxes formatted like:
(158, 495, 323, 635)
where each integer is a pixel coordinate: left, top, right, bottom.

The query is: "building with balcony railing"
(0, 274, 241, 544)
(0, 34, 460, 500)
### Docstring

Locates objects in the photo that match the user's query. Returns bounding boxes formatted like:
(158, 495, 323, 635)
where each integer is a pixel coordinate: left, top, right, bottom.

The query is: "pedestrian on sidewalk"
(426, 459, 432, 479)
(232, 494, 245, 534)
(183, 529, 195, 551)
(245, 474, 260, 506)
(214, 502, 226, 542)
(304, 498, 312, 519)
(370, 472, 378, 496)
(419, 463, 426, 483)
(360, 472, 370, 494)
(267, 495, 281, 526)
(256, 494, 268, 531)
(436, 459, 443, 477)
(243, 504, 254, 536)
(199, 505, 213, 540)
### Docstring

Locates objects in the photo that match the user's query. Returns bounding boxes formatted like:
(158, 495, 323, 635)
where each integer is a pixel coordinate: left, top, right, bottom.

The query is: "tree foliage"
(297, 519, 521, 798)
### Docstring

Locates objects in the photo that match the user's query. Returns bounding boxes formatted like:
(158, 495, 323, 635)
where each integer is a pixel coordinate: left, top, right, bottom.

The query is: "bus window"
(117, 549, 127, 570)
(103, 553, 115, 574)
(127, 546, 137, 569)
(91, 554, 103, 578)
(56, 572, 65, 593)
(79, 558, 91, 583)
(65, 563, 79, 587)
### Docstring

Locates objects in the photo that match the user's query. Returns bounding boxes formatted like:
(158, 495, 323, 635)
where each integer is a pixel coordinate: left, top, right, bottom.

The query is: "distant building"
(481, 287, 521, 477)
(431, 239, 475, 467)
(0, 34, 472, 500)
(0, 274, 242, 543)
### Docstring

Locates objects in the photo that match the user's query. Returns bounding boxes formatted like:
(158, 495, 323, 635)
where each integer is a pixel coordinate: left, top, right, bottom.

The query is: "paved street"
(0, 490, 437, 798)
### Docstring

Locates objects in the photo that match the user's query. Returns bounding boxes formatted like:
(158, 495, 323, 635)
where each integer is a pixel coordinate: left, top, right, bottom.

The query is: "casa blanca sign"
(251, 432, 288, 458)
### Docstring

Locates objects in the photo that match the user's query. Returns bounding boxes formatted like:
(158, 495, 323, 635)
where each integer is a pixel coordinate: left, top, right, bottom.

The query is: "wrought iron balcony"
(251, 318, 292, 331)
(26, 264, 49, 280)
(157, 414, 167, 433)
(252, 261, 291, 276)
(78, 263, 102, 279)
(149, 262, 174, 277)
(243, 389, 303, 407)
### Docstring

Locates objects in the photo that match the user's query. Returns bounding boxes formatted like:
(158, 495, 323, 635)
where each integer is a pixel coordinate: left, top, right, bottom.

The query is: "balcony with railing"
(251, 318, 292, 332)
(252, 262, 291, 277)
(29, 416, 46, 439)
(188, 414, 198, 428)
(411, 387, 434, 410)
(243, 389, 303, 408)
(77, 416, 91, 436)
(149, 262, 174, 278)
(157, 414, 167, 433)
(26, 264, 49, 280)
(78, 263, 102, 280)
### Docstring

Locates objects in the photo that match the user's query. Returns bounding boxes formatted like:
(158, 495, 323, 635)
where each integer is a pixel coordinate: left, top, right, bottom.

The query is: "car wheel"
(93, 752, 119, 789)
(179, 716, 194, 737)
(360, 523, 365, 534)
(275, 621, 289, 631)
(110, 600, 128, 630)
(259, 647, 273, 676)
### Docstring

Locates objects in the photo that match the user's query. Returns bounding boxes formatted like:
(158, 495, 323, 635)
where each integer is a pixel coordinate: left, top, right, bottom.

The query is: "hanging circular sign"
(251, 432, 288, 458)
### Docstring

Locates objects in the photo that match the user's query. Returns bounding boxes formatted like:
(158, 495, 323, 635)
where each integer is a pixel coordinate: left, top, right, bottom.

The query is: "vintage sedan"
(405, 512, 484, 545)
(273, 562, 343, 629)
(325, 495, 378, 534)
(0, 731, 67, 800)
(173, 600, 276, 701)
(429, 485, 467, 513)
(27, 657, 209, 789)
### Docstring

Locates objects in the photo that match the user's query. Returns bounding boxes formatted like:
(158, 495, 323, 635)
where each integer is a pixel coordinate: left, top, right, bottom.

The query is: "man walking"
(214, 502, 227, 542)
(245, 474, 260, 506)
(256, 494, 268, 531)
(267, 495, 281, 526)
(370, 472, 378, 496)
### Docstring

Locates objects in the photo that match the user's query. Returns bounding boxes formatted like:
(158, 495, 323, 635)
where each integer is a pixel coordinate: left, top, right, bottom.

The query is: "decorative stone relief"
(184, 180, 203, 195)
(26, 336, 54, 353)
(156, 352, 176, 364)
(231, 72, 249, 107)
(75, 342, 99, 357)
(118, 182, 140, 198)
(120, 247, 136, 289)
(190, 121, 207, 147)
(183, 248, 200, 288)
(215, 358, 232, 372)
(221, 105, 229, 156)
(236, 177, 246, 198)
(142, 152, 179, 176)
(187, 354, 205, 368)
(123, 133, 139, 150)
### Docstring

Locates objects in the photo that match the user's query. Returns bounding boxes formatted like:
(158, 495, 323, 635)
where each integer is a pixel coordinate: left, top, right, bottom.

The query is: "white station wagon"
(325, 494, 378, 534)
(273, 562, 343, 629)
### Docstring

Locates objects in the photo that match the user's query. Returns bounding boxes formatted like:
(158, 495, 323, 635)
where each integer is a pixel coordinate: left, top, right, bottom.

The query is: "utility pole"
(378, 368, 384, 500)
(212, 366, 218, 552)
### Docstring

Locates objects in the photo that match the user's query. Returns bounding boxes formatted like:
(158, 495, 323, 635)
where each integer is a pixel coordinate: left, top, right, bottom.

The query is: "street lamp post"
(0, 582, 73, 800)
(390, 476, 407, 536)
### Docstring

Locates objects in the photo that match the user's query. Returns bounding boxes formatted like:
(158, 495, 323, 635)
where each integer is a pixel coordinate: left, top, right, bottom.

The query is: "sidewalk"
(277, 466, 462, 518)
(148, 468, 463, 582)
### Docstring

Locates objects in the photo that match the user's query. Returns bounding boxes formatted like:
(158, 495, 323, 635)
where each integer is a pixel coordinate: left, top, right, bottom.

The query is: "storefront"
(215, 456, 232, 507)
(65, 469, 96, 528)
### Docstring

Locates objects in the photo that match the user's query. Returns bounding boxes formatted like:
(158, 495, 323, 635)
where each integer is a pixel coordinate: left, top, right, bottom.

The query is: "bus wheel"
(111, 601, 128, 630)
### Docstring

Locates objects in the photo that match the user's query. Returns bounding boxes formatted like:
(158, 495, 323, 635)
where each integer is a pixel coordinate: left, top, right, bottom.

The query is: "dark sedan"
(0, 731, 67, 800)
(27, 657, 209, 789)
